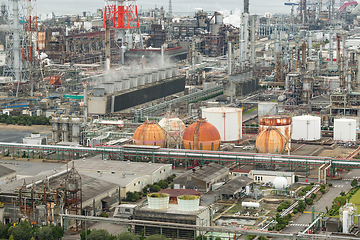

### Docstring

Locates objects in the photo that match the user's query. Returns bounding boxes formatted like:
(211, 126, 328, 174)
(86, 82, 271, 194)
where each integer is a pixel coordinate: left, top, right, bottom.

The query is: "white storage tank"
(334, 119, 356, 142)
(258, 102, 278, 116)
(177, 195, 200, 211)
(292, 115, 321, 141)
(241, 202, 260, 208)
(273, 176, 288, 190)
(202, 107, 242, 142)
(130, 77, 138, 88)
(147, 193, 169, 209)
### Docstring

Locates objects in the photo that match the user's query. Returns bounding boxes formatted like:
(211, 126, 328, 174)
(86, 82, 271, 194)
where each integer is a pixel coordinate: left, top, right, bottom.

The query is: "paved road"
(273, 171, 359, 238)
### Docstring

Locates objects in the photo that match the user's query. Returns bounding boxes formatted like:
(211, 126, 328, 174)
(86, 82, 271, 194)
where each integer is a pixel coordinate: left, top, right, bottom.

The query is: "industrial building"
(248, 170, 295, 185)
(173, 163, 229, 192)
(214, 176, 253, 200)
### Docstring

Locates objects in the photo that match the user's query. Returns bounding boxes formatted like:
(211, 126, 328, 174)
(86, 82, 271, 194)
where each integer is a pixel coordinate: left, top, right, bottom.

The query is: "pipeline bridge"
(1, 142, 360, 173)
(61, 214, 358, 240)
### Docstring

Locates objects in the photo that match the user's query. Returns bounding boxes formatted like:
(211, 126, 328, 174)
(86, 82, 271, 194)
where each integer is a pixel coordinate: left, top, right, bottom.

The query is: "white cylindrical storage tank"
(147, 193, 169, 209)
(202, 107, 242, 142)
(258, 102, 278, 116)
(292, 115, 321, 141)
(115, 80, 122, 91)
(147, 72, 153, 83)
(153, 71, 159, 82)
(138, 74, 145, 86)
(177, 195, 200, 211)
(123, 79, 130, 90)
(334, 119, 356, 142)
(103, 82, 114, 94)
(343, 210, 349, 234)
(245, 186, 250, 195)
(130, 76, 138, 88)
(166, 67, 173, 78)
(241, 202, 260, 208)
(273, 176, 288, 190)
(159, 69, 166, 80)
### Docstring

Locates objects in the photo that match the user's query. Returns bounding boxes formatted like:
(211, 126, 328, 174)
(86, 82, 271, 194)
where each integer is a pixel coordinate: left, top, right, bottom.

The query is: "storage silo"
(259, 116, 291, 142)
(202, 107, 242, 142)
(334, 119, 356, 142)
(177, 195, 200, 211)
(147, 193, 170, 209)
(292, 115, 321, 141)
(258, 102, 278, 116)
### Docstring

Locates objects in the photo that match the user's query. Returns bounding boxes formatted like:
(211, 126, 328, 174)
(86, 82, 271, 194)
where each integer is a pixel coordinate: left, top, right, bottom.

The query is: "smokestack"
(228, 41, 232, 75)
(244, 0, 249, 14)
(105, 19, 111, 71)
(356, 52, 360, 85)
(13, 0, 20, 97)
(329, 28, 333, 65)
(243, 13, 249, 61)
(250, 15, 256, 65)
(338, 34, 345, 88)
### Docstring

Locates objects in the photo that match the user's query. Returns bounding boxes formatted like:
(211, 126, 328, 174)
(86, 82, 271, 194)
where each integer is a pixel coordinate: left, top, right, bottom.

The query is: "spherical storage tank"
(158, 117, 186, 137)
(202, 107, 242, 142)
(256, 128, 286, 154)
(292, 115, 321, 141)
(133, 120, 166, 147)
(258, 116, 291, 145)
(182, 119, 221, 151)
(177, 195, 200, 211)
(334, 119, 356, 142)
(147, 193, 169, 209)
(273, 176, 288, 190)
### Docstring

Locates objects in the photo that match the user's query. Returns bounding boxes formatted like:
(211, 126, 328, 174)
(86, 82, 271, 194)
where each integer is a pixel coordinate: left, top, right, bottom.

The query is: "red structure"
(22, 0, 39, 62)
(103, 0, 140, 29)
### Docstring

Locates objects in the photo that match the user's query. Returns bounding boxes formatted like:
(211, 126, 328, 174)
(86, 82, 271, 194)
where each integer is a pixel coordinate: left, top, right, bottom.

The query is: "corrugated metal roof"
(174, 163, 228, 183)
(215, 176, 252, 195)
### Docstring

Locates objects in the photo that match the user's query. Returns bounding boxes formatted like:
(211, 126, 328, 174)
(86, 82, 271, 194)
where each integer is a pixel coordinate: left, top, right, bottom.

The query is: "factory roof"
(80, 171, 146, 188)
(250, 170, 294, 177)
(72, 156, 171, 175)
(0, 164, 16, 177)
(214, 176, 252, 195)
(174, 163, 229, 183)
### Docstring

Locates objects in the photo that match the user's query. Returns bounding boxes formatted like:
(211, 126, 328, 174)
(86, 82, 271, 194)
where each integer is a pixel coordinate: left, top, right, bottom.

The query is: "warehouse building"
(173, 163, 229, 192)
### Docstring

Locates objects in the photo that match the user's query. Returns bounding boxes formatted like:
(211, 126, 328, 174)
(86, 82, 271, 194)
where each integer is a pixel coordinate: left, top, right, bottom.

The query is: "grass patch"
(350, 189, 360, 223)
(243, 107, 258, 115)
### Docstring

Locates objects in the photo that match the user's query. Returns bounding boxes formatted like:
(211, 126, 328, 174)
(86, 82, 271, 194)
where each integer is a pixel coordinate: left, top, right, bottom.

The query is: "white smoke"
(222, 8, 242, 27)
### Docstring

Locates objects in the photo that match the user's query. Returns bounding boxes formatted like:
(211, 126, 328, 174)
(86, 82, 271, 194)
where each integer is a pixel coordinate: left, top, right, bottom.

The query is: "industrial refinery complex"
(2, 0, 360, 239)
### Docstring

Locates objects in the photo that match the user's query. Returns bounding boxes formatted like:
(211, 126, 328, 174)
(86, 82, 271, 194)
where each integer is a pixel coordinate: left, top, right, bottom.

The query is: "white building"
(248, 170, 295, 185)
(72, 156, 173, 198)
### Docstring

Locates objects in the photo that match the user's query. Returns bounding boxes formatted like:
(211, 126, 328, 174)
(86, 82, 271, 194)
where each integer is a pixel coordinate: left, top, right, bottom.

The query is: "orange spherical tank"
(182, 119, 221, 151)
(256, 128, 285, 154)
(133, 121, 166, 147)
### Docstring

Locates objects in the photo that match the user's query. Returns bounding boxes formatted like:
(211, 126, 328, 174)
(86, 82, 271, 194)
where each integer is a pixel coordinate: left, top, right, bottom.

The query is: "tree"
(145, 234, 167, 240)
(9, 221, 33, 240)
(50, 224, 64, 240)
(258, 237, 268, 240)
(87, 229, 115, 240)
(117, 232, 140, 240)
(340, 191, 346, 196)
(34, 226, 52, 240)
(351, 179, 358, 187)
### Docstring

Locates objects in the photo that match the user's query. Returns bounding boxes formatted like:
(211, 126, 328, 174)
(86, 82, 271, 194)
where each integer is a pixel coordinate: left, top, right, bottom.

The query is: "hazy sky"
(35, 0, 293, 16)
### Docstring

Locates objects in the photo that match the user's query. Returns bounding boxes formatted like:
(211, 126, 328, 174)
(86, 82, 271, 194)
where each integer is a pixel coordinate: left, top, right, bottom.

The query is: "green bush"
(305, 198, 313, 205)
(99, 212, 108, 218)
(293, 209, 298, 214)
(329, 183, 333, 187)
(311, 193, 316, 199)
(151, 185, 161, 192)
(351, 179, 358, 187)
(277, 201, 291, 212)
(157, 180, 168, 189)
